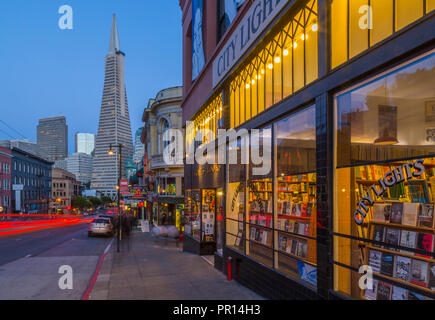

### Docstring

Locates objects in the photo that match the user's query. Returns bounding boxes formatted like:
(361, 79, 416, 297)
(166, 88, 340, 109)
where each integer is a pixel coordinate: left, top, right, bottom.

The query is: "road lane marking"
(81, 238, 114, 300)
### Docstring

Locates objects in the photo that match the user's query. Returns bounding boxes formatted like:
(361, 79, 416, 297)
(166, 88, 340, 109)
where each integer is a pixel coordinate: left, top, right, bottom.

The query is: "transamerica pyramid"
(91, 14, 133, 198)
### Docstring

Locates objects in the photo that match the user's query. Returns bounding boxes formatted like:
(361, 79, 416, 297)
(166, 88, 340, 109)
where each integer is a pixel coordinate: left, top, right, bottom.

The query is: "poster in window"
(192, 0, 205, 81)
(425, 100, 435, 123)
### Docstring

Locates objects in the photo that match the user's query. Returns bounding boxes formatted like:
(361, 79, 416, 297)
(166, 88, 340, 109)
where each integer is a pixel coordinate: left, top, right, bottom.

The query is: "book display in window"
(357, 160, 435, 300)
(276, 173, 317, 265)
(247, 179, 273, 263)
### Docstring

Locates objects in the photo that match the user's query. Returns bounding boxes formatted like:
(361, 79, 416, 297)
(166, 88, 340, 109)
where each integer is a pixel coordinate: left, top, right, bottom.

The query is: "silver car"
(88, 217, 113, 237)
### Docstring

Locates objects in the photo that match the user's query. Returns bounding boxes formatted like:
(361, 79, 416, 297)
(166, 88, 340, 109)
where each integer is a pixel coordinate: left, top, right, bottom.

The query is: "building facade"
(180, 0, 435, 300)
(141, 86, 184, 227)
(11, 148, 52, 213)
(75, 133, 95, 155)
(50, 168, 80, 214)
(0, 139, 40, 158)
(0, 147, 12, 214)
(37, 116, 68, 162)
(66, 152, 94, 185)
(91, 14, 134, 198)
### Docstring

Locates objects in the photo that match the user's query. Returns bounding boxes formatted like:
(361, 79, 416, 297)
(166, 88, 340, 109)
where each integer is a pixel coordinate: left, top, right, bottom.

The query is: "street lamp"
(108, 143, 125, 252)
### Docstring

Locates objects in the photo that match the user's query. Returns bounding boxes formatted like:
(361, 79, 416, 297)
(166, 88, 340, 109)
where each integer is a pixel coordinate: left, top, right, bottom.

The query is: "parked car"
(88, 217, 113, 237)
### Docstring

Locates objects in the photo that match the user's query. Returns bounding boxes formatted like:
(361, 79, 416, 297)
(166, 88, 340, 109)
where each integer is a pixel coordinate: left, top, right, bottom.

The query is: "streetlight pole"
(108, 143, 124, 253)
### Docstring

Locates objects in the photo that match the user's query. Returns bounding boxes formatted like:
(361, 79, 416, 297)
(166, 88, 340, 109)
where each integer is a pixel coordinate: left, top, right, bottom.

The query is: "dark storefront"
(181, 0, 435, 300)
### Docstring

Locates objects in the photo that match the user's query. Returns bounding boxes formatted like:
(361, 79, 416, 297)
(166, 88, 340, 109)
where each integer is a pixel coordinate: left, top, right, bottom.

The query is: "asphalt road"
(0, 221, 113, 299)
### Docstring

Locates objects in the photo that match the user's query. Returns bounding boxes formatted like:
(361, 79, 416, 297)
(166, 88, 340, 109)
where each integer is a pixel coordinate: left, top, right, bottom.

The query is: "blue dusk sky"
(0, 0, 182, 154)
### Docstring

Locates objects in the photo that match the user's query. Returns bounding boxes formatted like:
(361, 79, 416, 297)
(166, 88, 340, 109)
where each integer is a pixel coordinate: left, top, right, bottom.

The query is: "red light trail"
(0, 215, 93, 237)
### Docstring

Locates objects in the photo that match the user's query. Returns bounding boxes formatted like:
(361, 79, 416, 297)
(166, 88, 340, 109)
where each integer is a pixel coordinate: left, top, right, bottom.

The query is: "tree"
(101, 195, 112, 205)
(72, 196, 91, 210)
(89, 197, 102, 207)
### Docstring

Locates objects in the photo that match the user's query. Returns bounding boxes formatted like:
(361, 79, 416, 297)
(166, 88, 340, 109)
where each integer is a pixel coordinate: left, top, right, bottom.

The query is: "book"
(285, 239, 292, 253)
(402, 202, 420, 226)
(297, 240, 307, 258)
(292, 203, 301, 216)
(416, 233, 434, 258)
(391, 286, 408, 300)
(408, 180, 430, 203)
(399, 230, 417, 255)
(380, 252, 395, 277)
(290, 239, 298, 255)
(372, 203, 389, 222)
(411, 259, 429, 287)
(368, 250, 382, 273)
(372, 225, 385, 247)
(393, 256, 412, 282)
(390, 202, 403, 224)
(384, 228, 401, 250)
(376, 281, 392, 300)
(429, 263, 435, 291)
(364, 279, 378, 300)
(418, 203, 434, 228)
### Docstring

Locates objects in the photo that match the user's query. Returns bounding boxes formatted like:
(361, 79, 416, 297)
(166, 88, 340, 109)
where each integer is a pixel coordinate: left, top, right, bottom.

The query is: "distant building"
(0, 147, 12, 213)
(133, 128, 145, 164)
(91, 15, 134, 198)
(54, 159, 67, 171)
(75, 133, 95, 155)
(0, 139, 40, 158)
(37, 116, 68, 162)
(50, 168, 80, 214)
(10, 148, 52, 213)
(66, 153, 93, 185)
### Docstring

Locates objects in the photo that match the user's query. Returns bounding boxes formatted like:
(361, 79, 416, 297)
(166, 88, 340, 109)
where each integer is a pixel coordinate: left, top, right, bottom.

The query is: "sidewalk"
(89, 230, 264, 300)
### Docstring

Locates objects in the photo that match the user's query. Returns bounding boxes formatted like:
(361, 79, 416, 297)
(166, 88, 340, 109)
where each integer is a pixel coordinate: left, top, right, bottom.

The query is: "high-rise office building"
(37, 116, 68, 162)
(75, 133, 95, 155)
(91, 14, 133, 197)
(66, 153, 93, 185)
(133, 128, 144, 164)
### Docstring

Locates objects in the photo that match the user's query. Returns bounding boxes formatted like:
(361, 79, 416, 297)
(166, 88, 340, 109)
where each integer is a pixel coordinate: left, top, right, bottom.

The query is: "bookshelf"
(354, 160, 435, 300)
(247, 178, 273, 262)
(276, 173, 317, 264)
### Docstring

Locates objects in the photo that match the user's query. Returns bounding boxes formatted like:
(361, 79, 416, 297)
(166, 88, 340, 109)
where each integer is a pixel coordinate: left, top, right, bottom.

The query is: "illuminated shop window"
(225, 107, 318, 288)
(334, 51, 435, 300)
(331, 0, 433, 69)
(229, 0, 318, 128)
(189, 93, 223, 146)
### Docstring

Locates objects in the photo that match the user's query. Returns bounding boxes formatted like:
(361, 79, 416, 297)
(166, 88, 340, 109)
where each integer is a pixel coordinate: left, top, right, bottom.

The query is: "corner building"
(180, 0, 435, 300)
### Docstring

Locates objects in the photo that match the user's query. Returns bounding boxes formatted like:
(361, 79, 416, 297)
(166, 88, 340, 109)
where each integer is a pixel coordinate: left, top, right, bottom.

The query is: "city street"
(0, 223, 111, 299)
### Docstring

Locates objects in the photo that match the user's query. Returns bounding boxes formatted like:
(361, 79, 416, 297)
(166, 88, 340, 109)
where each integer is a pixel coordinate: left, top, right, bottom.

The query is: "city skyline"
(0, 1, 182, 155)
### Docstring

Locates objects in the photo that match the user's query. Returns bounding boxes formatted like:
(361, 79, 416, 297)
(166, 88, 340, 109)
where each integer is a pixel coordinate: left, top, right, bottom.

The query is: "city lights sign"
(353, 159, 425, 225)
(212, 0, 292, 88)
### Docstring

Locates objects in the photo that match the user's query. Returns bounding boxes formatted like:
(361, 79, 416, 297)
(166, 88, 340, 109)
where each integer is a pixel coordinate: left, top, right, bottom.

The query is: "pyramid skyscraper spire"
(108, 14, 120, 54)
(91, 14, 133, 198)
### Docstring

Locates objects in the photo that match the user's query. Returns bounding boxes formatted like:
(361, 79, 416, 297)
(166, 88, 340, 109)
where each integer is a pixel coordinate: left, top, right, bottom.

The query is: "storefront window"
(274, 105, 317, 287)
(331, 0, 433, 69)
(185, 189, 201, 241)
(226, 182, 246, 253)
(191, 93, 223, 144)
(229, 0, 318, 128)
(202, 189, 216, 242)
(334, 51, 435, 300)
(247, 178, 274, 267)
